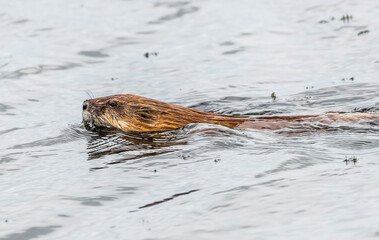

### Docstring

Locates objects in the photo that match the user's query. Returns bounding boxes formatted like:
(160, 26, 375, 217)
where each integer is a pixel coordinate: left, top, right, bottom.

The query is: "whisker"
(84, 90, 94, 99)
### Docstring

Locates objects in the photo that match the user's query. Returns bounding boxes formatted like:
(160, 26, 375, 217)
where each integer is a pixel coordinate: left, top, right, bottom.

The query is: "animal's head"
(82, 94, 204, 132)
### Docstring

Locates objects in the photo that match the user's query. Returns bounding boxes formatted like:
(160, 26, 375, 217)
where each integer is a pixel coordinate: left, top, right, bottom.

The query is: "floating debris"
(341, 77, 354, 82)
(179, 154, 191, 160)
(340, 14, 353, 23)
(357, 30, 369, 36)
(271, 92, 277, 101)
(144, 52, 159, 58)
(319, 20, 328, 24)
(214, 158, 221, 163)
(343, 156, 358, 165)
(306, 86, 314, 89)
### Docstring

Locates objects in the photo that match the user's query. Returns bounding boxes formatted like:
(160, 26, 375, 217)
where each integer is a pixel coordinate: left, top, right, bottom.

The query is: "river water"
(1, 0, 379, 239)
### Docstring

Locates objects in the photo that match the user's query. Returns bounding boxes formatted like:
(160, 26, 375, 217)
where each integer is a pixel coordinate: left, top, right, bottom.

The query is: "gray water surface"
(1, 0, 379, 239)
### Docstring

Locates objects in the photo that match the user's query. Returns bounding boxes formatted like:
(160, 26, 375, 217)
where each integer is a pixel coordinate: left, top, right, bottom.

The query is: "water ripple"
(0, 226, 61, 240)
(2, 63, 81, 80)
(149, 2, 199, 24)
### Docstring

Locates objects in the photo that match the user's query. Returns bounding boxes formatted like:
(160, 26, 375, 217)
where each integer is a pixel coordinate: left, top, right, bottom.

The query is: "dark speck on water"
(357, 30, 370, 36)
(1, 0, 379, 239)
(271, 92, 277, 101)
(144, 52, 159, 58)
(344, 156, 358, 166)
(340, 14, 353, 23)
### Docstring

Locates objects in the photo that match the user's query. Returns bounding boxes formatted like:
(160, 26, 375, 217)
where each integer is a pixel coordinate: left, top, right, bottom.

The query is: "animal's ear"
(132, 106, 159, 124)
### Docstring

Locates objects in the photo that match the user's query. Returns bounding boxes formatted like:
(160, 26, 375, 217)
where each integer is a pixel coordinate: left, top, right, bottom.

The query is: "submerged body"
(82, 94, 378, 132)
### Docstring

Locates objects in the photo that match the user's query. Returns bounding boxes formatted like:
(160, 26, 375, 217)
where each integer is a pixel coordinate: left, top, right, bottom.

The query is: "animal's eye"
(139, 112, 150, 119)
(109, 102, 118, 107)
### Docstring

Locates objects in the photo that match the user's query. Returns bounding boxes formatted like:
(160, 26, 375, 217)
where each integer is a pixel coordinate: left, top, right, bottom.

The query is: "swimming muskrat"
(82, 94, 378, 132)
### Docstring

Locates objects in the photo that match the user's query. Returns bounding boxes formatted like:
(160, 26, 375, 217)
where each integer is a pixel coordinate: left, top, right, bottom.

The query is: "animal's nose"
(83, 101, 88, 111)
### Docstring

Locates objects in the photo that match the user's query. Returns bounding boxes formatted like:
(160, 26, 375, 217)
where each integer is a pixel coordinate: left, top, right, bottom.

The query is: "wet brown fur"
(82, 94, 378, 132)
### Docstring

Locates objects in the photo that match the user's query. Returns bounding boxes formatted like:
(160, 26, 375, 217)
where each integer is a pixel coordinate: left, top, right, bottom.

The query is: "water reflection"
(83, 122, 256, 169)
(0, 225, 61, 240)
(138, 189, 199, 209)
(85, 131, 188, 162)
(62, 195, 117, 206)
(222, 48, 245, 55)
(0, 103, 14, 113)
(78, 50, 109, 58)
(11, 19, 29, 24)
(149, 1, 199, 24)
